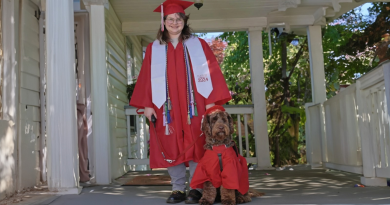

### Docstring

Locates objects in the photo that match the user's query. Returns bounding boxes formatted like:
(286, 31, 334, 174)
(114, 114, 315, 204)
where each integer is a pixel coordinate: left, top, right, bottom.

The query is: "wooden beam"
(122, 17, 267, 35)
(268, 14, 321, 26)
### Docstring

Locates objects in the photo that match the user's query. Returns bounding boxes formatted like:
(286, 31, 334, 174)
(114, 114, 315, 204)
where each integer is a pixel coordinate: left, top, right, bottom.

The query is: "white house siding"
(18, 0, 40, 189)
(105, 3, 130, 179)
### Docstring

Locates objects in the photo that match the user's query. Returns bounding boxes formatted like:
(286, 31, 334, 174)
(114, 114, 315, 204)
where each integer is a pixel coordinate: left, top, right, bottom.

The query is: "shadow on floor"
(6, 165, 390, 205)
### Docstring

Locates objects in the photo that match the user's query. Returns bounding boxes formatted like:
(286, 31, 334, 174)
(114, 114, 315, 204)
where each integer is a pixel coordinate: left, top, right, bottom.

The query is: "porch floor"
(10, 165, 390, 205)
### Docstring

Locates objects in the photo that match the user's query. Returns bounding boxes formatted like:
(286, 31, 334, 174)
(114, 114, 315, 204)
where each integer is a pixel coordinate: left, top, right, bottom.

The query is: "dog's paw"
(236, 193, 252, 204)
(199, 197, 213, 205)
(221, 199, 235, 205)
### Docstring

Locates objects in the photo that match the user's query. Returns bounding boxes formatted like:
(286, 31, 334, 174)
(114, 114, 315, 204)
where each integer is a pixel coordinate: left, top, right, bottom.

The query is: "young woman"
(130, 0, 231, 203)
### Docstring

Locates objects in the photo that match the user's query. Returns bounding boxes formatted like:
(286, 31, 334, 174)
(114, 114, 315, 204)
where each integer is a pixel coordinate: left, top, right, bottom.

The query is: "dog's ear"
(227, 113, 234, 135)
(201, 115, 211, 137)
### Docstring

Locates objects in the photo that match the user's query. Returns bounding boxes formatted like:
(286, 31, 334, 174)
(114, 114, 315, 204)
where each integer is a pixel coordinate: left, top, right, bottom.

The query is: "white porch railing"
(125, 107, 150, 171)
(306, 60, 390, 186)
(305, 103, 325, 168)
(125, 105, 257, 170)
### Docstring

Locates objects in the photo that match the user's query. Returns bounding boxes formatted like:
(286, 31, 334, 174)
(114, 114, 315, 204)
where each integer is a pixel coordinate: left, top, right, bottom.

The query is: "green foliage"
(218, 32, 252, 105)
(126, 77, 138, 103)
(219, 31, 309, 166)
(217, 3, 389, 167)
(281, 105, 304, 115)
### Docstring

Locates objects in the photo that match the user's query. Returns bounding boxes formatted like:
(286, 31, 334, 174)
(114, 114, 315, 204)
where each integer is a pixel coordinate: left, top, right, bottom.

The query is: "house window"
(126, 40, 134, 85)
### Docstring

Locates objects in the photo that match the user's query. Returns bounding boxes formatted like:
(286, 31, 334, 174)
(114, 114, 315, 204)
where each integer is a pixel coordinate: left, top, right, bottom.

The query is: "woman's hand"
(144, 107, 157, 122)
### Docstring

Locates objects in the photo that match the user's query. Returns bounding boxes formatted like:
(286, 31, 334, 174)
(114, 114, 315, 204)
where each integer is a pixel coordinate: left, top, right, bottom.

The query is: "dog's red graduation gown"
(130, 38, 231, 168)
(190, 145, 249, 195)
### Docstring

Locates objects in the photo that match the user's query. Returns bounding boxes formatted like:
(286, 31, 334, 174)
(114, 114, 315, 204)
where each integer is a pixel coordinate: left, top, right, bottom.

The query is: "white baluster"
(244, 114, 250, 158)
(127, 115, 131, 159)
(142, 116, 147, 159)
(237, 114, 243, 156)
(136, 115, 141, 159)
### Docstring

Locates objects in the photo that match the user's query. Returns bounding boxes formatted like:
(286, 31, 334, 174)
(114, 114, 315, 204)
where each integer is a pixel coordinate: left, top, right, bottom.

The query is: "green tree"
(217, 2, 390, 166)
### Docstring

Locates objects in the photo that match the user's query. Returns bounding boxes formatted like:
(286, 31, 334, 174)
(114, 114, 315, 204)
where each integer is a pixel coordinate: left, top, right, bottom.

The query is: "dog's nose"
(218, 126, 224, 130)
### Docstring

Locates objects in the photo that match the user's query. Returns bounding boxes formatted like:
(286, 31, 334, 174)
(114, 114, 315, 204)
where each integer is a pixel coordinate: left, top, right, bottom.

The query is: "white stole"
(151, 37, 213, 109)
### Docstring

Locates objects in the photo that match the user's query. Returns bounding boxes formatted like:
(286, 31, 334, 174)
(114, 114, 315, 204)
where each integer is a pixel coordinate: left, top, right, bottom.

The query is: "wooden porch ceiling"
(110, 0, 382, 36)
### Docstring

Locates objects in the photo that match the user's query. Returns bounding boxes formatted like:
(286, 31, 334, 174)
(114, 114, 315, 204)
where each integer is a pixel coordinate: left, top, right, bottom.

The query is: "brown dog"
(190, 105, 252, 205)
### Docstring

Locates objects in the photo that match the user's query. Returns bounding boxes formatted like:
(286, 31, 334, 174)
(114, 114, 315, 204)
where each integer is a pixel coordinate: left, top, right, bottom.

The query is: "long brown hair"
(157, 13, 193, 44)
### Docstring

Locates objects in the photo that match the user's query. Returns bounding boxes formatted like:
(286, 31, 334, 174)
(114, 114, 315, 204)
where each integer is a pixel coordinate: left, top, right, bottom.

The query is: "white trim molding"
(82, 0, 109, 10)
(278, 0, 301, 11)
(331, 0, 341, 12)
(122, 17, 268, 35)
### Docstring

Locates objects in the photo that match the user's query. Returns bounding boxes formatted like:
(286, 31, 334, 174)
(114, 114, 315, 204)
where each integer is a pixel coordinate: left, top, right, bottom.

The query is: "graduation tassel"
(190, 90, 195, 117)
(164, 103, 169, 135)
(168, 97, 172, 110)
(165, 124, 169, 135)
(192, 89, 198, 117)
(167, 110, 172, 124)
(160, 3, 164, 32)
(163, 112, 166, 126)
(194, 102, 198, 117)
(191, 101, 195, 117)
(187, 111, 191, 124)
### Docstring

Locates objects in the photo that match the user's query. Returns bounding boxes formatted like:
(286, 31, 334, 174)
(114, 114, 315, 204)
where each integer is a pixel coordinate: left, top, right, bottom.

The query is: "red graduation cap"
(154, 0, 194, 31)
(204, 105, 225, 116)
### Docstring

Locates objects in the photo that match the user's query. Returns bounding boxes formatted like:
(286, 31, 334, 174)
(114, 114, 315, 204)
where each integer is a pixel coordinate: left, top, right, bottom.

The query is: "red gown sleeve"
(129, 43, 154, 109)
(199, 38, 232, 105)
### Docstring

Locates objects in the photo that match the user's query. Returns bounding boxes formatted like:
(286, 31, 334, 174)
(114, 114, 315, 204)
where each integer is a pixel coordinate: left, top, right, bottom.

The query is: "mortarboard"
(204, 105, 225, 116)
(154, 0, 194, 31)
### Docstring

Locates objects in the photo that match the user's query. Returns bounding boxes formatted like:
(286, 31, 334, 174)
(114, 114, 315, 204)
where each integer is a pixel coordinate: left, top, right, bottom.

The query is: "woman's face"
(164, 13, 184, 36)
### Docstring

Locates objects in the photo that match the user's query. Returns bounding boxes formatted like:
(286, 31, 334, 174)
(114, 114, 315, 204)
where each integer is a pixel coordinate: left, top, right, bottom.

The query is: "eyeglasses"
(166, 18, 184, 24)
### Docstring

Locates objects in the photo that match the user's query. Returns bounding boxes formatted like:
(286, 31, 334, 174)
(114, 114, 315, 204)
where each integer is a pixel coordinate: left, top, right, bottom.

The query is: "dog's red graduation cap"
(154, 0, 194, 31)
(204, 105, 225, 116)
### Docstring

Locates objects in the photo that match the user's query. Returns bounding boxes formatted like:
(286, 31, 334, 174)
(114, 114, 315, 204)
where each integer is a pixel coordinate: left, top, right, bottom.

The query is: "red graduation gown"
(190, 145, 249, 195)
(130, 38, 231, 168)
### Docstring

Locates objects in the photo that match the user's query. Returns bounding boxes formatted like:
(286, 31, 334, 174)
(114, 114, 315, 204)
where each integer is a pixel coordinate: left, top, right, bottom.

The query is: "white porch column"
(306, 26, 327, 168)
(307, 26, 326, 103)
(83, 0, 111, 184)
(46, 0, 80, 193)
(248, 28, 273, 170)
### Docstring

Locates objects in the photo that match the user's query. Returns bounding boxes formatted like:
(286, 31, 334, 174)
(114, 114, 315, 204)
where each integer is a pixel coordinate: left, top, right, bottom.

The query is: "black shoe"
(185, 189, 202, 204)
(166, 190, 186, 204)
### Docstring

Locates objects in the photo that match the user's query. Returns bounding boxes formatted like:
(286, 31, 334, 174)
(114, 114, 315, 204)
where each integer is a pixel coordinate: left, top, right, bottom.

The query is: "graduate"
(130, 0, 231, 203)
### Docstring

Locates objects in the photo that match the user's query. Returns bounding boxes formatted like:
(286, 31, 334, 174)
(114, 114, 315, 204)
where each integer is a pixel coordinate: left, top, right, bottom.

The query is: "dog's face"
(202, 110, 234, 148)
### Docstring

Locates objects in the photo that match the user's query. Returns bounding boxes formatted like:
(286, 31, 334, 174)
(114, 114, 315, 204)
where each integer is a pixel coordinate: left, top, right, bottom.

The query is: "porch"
(306, 60, 390, 186)
(9, 166, 390, 205)
(2, 0, 390, 201)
